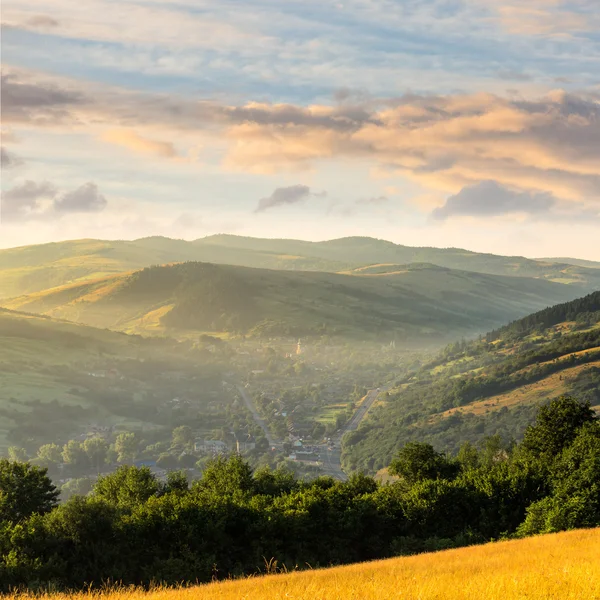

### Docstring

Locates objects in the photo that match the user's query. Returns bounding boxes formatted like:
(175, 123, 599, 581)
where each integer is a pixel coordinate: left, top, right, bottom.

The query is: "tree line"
(1, 396, 598, 592)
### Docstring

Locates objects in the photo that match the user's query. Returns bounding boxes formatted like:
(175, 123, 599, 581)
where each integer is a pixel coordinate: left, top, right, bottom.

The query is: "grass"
(438, 360, 600, 419)
(315, 402, 349, 425)
(8, 529, 600, 600)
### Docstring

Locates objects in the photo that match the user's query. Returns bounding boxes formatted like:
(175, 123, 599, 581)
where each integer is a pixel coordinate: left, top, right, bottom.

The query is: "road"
(317, 386, 387, 481)
(237, 382, 385, 480)
(236, 385, 277, 448)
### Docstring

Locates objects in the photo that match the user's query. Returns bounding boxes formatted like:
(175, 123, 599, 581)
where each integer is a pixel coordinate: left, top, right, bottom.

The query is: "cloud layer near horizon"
(1, 0, 599, 258)
(2, 68, 599, 220)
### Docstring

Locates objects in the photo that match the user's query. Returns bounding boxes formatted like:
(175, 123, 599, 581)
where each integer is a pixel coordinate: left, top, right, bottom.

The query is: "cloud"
(1, 146, 24, 169)
(497, 70, 533, 82)
(431, 181, 555, 220)
(1, 180, 58, 222)
(1, 180, 107, 222)
(255, 185, 319, 213)
(26, 15, 59, 29)
(356, 195, 388, 205)
(0, 72, 84, 125)
(54, 183, 108, 214)
(2, 68, 599, 209)
(100, 129, 177, 158)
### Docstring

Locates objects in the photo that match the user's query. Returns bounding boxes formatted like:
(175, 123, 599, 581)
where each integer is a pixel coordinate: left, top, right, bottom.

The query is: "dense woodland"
(1, 397, 599, 592)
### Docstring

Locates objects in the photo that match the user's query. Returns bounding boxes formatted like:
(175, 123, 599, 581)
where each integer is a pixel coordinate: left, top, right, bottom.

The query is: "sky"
(1, 0, 600, 259)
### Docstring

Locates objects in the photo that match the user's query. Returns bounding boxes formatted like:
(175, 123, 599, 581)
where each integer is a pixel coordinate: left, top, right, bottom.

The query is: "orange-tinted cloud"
(100, 129, 177, 158)
(3, 68, 599, 209)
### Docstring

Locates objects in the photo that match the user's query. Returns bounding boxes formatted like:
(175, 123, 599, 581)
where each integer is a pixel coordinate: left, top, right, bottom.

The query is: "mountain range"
(1, 235, 599, 300)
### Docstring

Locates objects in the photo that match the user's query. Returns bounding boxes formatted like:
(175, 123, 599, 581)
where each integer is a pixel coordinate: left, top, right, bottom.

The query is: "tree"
(522, 396, 596, 459)
(199, 454, 253, 495)
(0, 459, 59, 522)
(157, 452, 179, 470)
(37, 443, 62, 466)
(171, 426, 194, 450)
(164, 470, 189, 493)
(93, 465, 159, 508)
(60, 477, 93, 501)
(62, 440, 88, 470)
(7, 447, 27, 462)
(83, 437, 109, 473)
(389, 442, 456, 484)
(114, 432, 137, 463)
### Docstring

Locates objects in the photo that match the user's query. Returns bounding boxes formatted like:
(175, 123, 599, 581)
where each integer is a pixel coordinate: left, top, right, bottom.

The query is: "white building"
(195, 439, 228, 454)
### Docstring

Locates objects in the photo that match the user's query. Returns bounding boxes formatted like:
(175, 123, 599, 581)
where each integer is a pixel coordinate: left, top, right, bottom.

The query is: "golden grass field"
(10, 529, 600, 600)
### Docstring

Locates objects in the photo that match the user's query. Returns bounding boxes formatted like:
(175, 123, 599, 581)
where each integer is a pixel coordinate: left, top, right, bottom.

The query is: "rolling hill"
(0, 308, 223, 453)
(15, 529, 599, 600)
(343, 291, 600, 472)
(0, 261, 587, 342)
(1, 235, 599, 299)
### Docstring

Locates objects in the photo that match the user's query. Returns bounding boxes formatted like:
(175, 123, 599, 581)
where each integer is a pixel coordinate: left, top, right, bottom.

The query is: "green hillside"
(343, 291, 600, 473)
(538, 257, 600, 269)
(1, 235, 598, 299)
(0, 308, 224, 453)
(1, 261, 586, 342)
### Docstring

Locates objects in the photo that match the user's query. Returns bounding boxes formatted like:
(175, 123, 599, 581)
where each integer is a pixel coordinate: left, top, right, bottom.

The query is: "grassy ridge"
(0, 308, 223, 453)
(1, 235, 599, 299)
(9, 529, 599, 600)
(344, 292, 600, 471)
(1, 262, 585, 341)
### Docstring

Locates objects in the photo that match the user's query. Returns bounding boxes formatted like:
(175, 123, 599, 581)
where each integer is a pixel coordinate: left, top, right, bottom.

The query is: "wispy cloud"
(3, 67, 598, 213)
(1, 146, 24, 169)
(431, 181, 554, 220)
(255, 184, 325, 213)
(1, 180, 108, 222)
(100, 130, 177, 158)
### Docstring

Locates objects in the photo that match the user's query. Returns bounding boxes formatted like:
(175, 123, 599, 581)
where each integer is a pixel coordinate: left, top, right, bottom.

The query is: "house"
(195, 439, 228, 454)
(236, 440, 256, 453)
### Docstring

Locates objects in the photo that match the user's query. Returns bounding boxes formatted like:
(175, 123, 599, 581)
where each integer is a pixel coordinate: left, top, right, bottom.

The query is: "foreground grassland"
(11, 529, 600, 600)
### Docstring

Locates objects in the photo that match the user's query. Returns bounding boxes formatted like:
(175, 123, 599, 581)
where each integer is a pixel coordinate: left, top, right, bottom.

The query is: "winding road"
(318, 386, 387, 481)
(237, 385, 277, 448)
(237, 382, 386, 480)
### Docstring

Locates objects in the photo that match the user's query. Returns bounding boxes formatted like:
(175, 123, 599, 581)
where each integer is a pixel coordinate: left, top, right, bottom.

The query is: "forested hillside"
(343, 292, 600, 473)
(1, 396, 599, 592)
(1, 235, 598, 299)
(1, 261, 584, 342)
(0, 309, 227, 456)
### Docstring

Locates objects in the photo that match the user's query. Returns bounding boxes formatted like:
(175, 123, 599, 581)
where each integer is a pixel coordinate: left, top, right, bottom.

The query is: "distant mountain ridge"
(0, 235, 598, 300)
(1, 260, 588, 343)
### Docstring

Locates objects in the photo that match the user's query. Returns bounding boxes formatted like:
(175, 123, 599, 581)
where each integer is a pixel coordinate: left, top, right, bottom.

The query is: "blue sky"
(1, 0, 599, 258)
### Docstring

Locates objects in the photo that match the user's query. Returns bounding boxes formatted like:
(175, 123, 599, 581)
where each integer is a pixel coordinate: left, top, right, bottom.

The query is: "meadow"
(8, 529, 599, 600)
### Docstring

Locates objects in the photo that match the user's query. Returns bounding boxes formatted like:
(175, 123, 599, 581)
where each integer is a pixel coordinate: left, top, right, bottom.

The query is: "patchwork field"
(9, 529, 599, 600)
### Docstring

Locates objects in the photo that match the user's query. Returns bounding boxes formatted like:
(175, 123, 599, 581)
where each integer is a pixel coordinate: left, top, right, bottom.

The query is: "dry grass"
(438, 361, 600, 419)
(9, 529, 600, 600)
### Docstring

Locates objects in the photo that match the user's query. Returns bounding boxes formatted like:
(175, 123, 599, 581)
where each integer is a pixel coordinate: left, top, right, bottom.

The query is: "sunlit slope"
(0, 309, 143, 450)
(15, 529, 600, 600)
(0, 308, 221, 453)
(1, 235, 599, 299)
(344, 291, 600, 471)
(1, 262, 584, 341)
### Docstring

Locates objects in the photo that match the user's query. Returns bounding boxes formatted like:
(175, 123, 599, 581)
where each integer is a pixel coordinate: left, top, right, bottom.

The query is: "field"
(9, 529, 599, 600)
